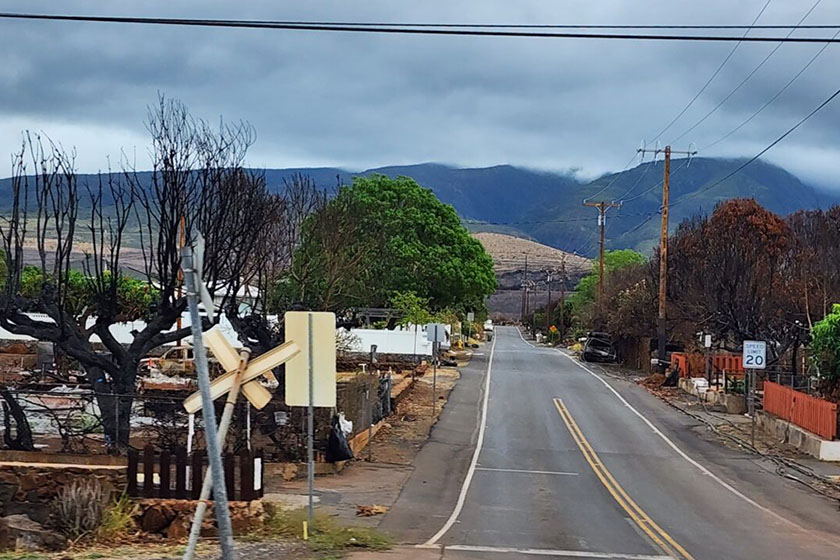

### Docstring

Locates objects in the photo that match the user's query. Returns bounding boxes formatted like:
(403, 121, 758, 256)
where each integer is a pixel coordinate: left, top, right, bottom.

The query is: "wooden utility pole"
(559, 256, 567, 338)
(583, 201, 621, 309)
(637, 145, 696, 373)
(545, 271, 552, 333)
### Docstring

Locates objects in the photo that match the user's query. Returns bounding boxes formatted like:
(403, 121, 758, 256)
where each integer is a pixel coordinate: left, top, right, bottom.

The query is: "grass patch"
(264, 506, 391, 553)
(96, 494, 136, 541)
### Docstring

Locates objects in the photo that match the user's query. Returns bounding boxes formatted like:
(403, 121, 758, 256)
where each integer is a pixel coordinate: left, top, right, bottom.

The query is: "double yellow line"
(553, 398, 695, 560)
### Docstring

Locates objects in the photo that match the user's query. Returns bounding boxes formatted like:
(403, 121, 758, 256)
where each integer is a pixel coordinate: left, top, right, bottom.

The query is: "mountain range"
(262, 158, 838, 255)
(1, 158, 835, 256)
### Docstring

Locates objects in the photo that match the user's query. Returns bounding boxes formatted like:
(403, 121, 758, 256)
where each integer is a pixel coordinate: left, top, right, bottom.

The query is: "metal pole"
(184, 349, 249, 560)
(657, 146, 671, 375)
(307, 313, 315, 527)
(367, 368, 374, 462)
(432, 336, 438, 417)
(181, 247, 235, 560)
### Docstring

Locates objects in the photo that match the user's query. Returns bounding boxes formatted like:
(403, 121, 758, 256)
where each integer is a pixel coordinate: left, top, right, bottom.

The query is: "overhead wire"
(3, 12, 840, 43)
(670, 0, 822, 146)
(583, 152, 640, 203)
(703, 27, 840, 150)
(648, 0, 773, 144)
(671, 84, 840, 209)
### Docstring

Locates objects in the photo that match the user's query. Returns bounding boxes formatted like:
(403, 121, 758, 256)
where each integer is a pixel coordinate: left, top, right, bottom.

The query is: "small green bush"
(97, 494, 136, 540)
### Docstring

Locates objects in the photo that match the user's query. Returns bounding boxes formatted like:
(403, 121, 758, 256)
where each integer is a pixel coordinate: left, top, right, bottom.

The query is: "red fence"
(672, 352, 745, 378)
(763, 381, 838, 440)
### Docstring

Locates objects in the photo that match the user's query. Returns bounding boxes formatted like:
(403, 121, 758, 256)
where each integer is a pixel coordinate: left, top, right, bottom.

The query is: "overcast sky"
(1, 1, 839, 189)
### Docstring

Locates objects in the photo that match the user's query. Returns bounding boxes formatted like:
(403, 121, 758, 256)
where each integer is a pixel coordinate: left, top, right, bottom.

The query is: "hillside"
(472, 232, 592, 319)
(1, 158, 836, 255)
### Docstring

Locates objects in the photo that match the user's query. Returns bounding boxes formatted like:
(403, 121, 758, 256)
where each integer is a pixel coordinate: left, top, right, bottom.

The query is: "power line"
(464, 211, 651, 227)
(620, 159, 690, 203)
(670, 0, 822, 145)
(583, 152, 640, 203)
(161, 21, 840, 30)
(703, 27, 840, 151)
(648, 0, 773, 144)
(671, 85, 840, 208)
(3, 12, 840, 42)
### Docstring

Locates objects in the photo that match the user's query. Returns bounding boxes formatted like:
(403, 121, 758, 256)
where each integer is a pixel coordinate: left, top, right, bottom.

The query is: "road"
(374, 326, 840, 560)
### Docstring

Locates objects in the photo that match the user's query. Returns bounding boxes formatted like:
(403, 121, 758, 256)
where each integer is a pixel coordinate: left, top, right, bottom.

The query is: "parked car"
(582, 332, 616, 363)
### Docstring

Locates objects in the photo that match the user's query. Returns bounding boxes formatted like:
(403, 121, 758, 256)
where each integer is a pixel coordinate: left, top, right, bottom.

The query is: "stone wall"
(0, 463, 126, 524)
(135, 499, 264, 539)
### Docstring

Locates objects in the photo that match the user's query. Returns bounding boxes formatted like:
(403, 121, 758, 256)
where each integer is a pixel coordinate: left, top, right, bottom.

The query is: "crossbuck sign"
(742, 340, 766, 369)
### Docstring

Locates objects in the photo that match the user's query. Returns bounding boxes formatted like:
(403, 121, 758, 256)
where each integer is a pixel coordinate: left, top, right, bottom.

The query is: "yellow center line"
(553, 398, 695, 560)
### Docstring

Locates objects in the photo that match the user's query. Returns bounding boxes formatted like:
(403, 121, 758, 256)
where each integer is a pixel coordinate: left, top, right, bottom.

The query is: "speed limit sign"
(742, 341, 766, 369)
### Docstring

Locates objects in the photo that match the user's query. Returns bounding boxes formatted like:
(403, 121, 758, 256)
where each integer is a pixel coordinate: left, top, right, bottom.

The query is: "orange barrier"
(671, 352, 744, 378)
(763, 381, 838, 440)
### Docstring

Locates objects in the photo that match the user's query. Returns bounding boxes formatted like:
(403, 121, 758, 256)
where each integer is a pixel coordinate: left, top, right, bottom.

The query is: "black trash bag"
(663, 362, 680, 387)
(326, 415, 354, 463)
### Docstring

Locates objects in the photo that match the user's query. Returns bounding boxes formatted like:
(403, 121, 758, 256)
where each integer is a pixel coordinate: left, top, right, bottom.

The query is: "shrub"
(51, 478, 106, 539)
(97, 494, 136, 541)
(810, 303, 840, 399)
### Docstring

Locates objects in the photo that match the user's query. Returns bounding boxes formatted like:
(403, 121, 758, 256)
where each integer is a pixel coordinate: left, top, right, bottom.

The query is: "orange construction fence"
(671, 352, 745, 378)
(763, 381, 838, 440)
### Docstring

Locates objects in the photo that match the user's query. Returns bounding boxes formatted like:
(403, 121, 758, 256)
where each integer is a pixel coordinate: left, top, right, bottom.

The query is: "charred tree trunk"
(1, 387, 34, 451)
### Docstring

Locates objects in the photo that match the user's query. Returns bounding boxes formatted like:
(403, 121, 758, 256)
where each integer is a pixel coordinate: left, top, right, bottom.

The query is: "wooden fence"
(764, 381, 838, 440)
(127, 445, 264, 501)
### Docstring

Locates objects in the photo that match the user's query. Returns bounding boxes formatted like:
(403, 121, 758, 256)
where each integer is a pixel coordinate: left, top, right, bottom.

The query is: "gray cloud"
(1, 0, 839, 189)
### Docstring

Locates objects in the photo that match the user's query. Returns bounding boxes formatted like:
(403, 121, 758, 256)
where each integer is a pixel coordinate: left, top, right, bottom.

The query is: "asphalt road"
(378, 326, 840, 560)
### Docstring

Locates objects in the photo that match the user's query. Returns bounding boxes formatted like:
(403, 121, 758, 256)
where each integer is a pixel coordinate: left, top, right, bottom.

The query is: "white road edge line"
(556, 351, 807, 530)
(423, 333, 497, 545)
(475, 466, 579, 476)
(438, 544, 671, 559)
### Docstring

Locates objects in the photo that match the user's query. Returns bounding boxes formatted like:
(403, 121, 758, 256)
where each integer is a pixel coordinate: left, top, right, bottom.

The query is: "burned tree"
(0, 97, 278, 450)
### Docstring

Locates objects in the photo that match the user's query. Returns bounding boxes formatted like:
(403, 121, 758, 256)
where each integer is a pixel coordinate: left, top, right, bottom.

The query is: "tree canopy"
(571, 249, 646, 309)
(287, 175, 496, 314)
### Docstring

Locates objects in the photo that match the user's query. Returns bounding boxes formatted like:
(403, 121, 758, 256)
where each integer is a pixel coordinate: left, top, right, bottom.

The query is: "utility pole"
(545, 271, 552, 333)
(521, 252, 529, 323)
(559, 257, 567, 339)
(583, 201, 621, 311)
(637, 145, 696, 373)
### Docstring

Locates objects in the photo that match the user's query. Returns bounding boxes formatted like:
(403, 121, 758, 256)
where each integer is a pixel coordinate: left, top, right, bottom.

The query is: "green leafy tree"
(571, 249, 646, 309)
(289, 175, 496, 313)
(810, 303, 840, 399)
(390, 291, 435, 326)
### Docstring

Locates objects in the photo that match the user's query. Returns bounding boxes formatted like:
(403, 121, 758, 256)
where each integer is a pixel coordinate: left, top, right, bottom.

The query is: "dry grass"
(472, 232, 591, 274)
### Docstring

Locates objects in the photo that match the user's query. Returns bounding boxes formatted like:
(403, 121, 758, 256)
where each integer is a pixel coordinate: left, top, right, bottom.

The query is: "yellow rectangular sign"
(284, 311, 337, 407)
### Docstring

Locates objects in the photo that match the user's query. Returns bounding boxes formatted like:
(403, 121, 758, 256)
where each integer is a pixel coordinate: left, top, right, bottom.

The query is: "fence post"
(223, 454, 235, 501)
(239, 449, 253, 501)
(175, 447, 188, 500)
(159, 450, 171, 499)
(142, 444, 155, 498)
(255, 449, 264, 498)
(190, 453, 203, 500)
(127, 448, 139, 497)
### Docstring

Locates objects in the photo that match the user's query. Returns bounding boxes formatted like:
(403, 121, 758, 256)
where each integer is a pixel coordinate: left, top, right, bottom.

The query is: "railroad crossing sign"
(183, 327, 300, 413)
(742, 340, 766, 370)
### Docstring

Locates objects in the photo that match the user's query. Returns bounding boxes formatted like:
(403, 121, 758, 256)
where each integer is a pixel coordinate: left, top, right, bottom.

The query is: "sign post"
(285, 311, 337, 528)
(466, 312, 474, 343)
(742, 340, 766, 447)
(425, 323, 447, 416)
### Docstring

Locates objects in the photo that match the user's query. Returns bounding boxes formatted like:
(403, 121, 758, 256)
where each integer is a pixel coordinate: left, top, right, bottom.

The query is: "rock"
(4, 514, 67, 552)
(0, 517, 12, 551)
(165, 517, 190, 540)
(140, 503, 176, 533)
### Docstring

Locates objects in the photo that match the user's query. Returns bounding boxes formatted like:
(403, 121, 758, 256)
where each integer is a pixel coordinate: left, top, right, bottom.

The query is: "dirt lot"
(367, 366, 459, 465)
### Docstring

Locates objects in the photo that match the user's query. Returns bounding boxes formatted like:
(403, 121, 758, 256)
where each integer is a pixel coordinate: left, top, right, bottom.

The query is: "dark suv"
(582, 332, 616, 363)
